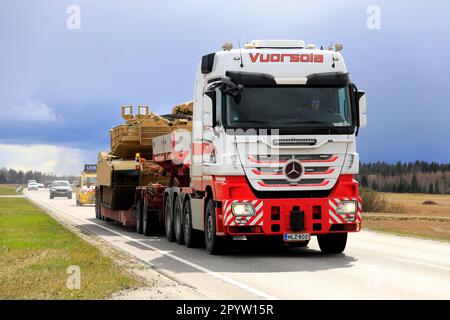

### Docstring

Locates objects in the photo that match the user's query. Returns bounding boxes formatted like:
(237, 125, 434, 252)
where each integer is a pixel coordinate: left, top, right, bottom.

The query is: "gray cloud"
(2, 99, 62, 124)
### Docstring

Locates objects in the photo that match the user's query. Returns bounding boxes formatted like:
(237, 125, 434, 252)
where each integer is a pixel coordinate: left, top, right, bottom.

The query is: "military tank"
(96, 104, 192, 212)
(110, 105, 172, 159)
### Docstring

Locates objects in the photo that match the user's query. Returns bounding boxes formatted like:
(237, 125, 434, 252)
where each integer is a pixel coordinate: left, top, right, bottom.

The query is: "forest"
(1, 161, 449, 194)
(0, 167, 76, 185)
(358, 161, 450, 194)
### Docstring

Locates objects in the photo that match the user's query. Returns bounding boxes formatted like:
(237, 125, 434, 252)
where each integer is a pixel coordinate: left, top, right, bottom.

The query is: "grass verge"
(0, 198, 140, 299)
(363, 219, 450, 242)
(363, 192, 450, 242)
(0, 184, 21, 196)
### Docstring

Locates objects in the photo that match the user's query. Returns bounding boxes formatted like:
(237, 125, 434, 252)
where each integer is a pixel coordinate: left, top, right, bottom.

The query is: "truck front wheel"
(164, 196, 175, 242)
(317, 233, 347, 254)
(204, 199, 226, 255)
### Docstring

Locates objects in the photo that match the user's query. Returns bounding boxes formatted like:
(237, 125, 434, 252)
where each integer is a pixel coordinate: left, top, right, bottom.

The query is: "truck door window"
(215, 88, 222, 126)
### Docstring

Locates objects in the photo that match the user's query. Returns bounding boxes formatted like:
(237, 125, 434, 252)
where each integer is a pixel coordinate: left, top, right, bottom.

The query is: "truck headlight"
(337, 201, 358, 214)
(232, 203, 256, 217)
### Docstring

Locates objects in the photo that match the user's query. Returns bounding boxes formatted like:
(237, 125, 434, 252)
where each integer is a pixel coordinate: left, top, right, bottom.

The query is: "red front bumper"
(213, 174, 361, 236)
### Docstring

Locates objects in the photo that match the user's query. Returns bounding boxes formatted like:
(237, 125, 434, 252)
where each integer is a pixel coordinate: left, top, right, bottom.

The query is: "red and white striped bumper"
(222, 199, 264, 227)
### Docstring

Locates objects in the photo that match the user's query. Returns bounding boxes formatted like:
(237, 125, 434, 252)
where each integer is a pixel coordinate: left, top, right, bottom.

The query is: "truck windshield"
(225, 86, 353, 130)
(53, 181, 70, 187)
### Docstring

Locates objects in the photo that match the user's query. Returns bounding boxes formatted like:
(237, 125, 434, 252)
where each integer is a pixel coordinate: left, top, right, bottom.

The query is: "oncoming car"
(49, 180, 72, 199)
(27, 181, 38, 191)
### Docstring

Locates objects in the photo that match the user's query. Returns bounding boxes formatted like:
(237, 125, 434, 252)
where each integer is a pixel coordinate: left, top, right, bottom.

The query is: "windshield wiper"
(285, 120, 335, 126)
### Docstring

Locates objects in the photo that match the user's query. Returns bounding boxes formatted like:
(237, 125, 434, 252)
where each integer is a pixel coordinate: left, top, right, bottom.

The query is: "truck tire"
(204, 199, 227, 255)
(183, 199, 202, 248)
(136, 199, 144, 234)
(173, 195, 184, 245)
(95, 190, 101, 220)
(317, 233, 347, 254)
(95, 203, 101, 219)
(164, 196, 175, 242)
(143, 204, 157, 236)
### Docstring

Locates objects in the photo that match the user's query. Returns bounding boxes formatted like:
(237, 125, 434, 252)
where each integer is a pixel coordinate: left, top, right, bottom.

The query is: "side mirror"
(357, 91, 367, 128)
(203, 91, 215, 127)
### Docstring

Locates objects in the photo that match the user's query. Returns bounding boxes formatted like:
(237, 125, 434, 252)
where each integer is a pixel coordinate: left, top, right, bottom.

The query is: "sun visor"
(306, 72, 350, 86)
(225, 71, 276, 86)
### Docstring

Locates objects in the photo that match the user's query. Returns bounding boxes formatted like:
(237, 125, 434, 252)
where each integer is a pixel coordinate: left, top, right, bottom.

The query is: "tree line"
(357, 161, 450, 194)
(0, 167, 76, 185)
(1, 161, 449, 194)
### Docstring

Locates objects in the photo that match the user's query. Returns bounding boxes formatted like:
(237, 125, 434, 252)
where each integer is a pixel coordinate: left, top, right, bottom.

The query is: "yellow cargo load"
(110, 105, 172, 159)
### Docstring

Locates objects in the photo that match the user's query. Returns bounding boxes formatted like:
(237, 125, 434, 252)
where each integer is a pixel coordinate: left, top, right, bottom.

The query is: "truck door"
(191, 79, 204, 190)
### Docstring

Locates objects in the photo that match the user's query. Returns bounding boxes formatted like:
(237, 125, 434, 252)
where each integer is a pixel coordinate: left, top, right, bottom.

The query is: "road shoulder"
(24, 192, 205, 300)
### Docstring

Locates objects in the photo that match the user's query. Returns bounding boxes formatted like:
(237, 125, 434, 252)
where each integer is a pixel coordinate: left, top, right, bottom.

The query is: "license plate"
(283, 233, 310, 242)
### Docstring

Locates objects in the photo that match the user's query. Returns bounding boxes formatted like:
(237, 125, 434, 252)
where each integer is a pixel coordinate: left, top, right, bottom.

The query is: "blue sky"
(0, 0, 449, 174)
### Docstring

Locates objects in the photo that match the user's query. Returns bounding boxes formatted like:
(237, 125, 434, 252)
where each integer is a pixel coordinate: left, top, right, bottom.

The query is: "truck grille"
(253, 154, 334, 161)
(262, 179, 325, 185)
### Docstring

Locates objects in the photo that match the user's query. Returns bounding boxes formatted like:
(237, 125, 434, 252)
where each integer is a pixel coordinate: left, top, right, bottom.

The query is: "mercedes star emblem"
(283, 159, 303, 182)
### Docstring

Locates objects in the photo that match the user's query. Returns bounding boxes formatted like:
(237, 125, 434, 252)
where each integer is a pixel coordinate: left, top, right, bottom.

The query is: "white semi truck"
(96, 39, 367, 255)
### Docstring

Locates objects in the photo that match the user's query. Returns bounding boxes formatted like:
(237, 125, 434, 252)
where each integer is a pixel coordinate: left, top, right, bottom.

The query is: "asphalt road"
(25, 189, 450, 300)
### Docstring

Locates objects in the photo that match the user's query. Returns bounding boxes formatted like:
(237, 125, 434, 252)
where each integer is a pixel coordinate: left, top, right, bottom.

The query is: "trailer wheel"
(173, 196, 184, 245)
(204, 199, 227, 255)
(95, 190, 101, 220)
(164, 196, 175, 242)
(143, 204, 157, 236)
(183, 199, 202, 248)
(317, 233, 347, 254)
(136, 199, 144, 234)
(95, 203, 101, 219)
